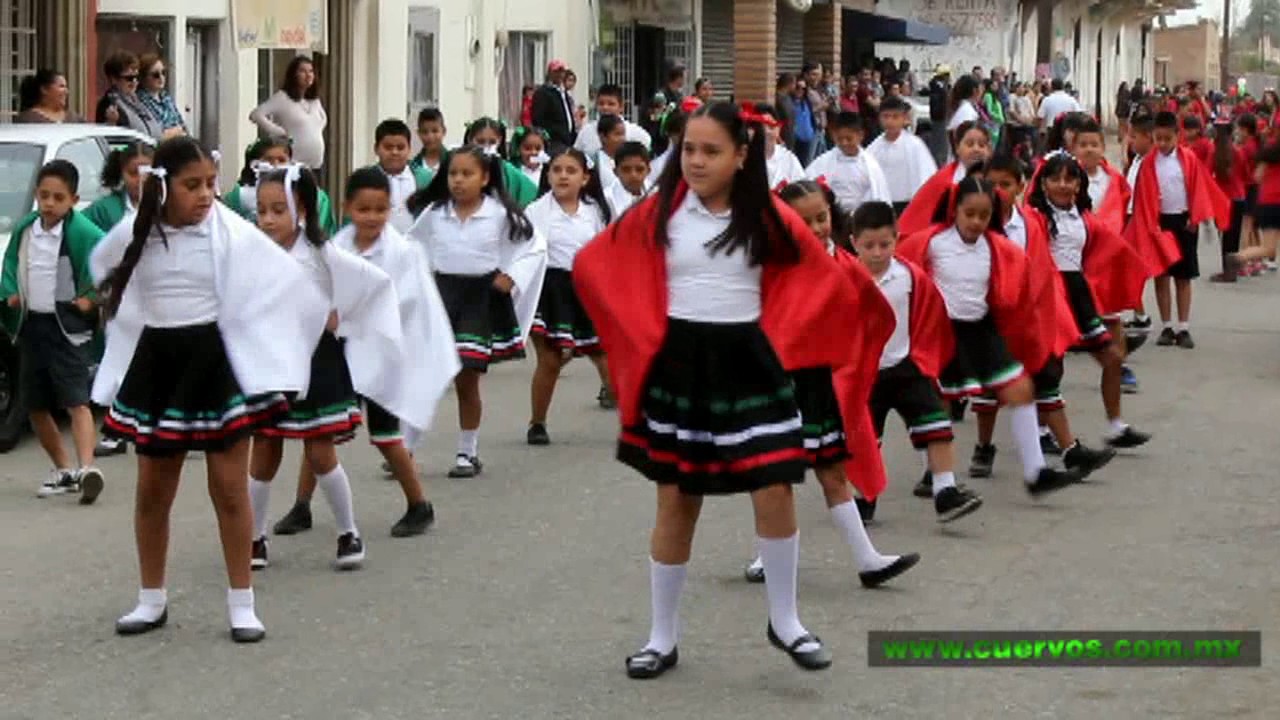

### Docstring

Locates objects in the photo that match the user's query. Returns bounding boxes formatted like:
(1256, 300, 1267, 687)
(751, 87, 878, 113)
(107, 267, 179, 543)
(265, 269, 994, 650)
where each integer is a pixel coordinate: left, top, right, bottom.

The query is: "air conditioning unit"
(785, 0, 813, 11)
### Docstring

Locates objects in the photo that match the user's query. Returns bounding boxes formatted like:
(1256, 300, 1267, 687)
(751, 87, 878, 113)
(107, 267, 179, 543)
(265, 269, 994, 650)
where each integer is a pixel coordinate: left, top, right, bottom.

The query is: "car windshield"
(0, 142, 45, 234)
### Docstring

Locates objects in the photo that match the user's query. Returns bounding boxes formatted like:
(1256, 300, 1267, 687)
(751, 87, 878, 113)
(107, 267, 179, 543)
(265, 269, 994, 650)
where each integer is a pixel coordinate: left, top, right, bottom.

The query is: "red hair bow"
(773, 175, 831, 197)
(740, 101, 781, 128)
(680, 96, 703, 113)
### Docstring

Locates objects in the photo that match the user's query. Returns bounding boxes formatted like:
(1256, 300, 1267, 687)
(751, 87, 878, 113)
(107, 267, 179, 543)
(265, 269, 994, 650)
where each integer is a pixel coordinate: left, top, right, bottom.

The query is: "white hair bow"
(139, 165, 168, 205)
(584, 153, 596, 171)
(1043, 148, 1077, 163)
(481, 143, 501, 158)
(283, 163, 305, 227)
(532, 150, 551, 167)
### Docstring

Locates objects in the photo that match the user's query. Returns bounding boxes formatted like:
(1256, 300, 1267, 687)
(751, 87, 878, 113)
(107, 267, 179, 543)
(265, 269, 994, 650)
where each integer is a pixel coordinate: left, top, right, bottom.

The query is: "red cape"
(896, 225, 1045, 374)
(897, 162, 959, 237)
(1125, 148, 1232, 276)
(573, 185, 896, 500)
(1092, 160, 1132, 237)
(1012, 209, 1076, 360)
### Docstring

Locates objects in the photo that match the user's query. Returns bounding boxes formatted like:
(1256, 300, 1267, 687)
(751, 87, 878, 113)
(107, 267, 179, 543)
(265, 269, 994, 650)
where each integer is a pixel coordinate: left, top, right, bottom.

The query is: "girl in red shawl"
(896, 177, 1082, 495)
(573, 103, 891, 678)
(1071, 119, 1131, 236)
(741, 180, 921, 589)
(1210, 119, 1249, 282)
(896, 121, 992, 236)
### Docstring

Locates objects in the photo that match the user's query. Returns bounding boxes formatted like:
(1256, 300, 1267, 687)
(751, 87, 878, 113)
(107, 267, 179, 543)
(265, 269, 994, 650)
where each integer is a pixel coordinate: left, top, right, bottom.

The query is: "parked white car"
(0, 124, 155, 452)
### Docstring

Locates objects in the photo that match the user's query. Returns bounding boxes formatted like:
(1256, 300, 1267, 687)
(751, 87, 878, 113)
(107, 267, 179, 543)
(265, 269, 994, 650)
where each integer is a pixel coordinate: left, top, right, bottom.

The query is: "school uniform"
(224, 182, 339, 235)
(520, 163, 543, 189)
(606, 182, 647, 217)
(766, 145, 806, 191)
(573, 185, 891, 498)
(574, 118, 652, 156)
(0, 210, 103, 412)
(1127, 146, 1231, 279)
(407, 194, 547, 372)
(365, 163, 431, 235)
(90, 205, 328, 456)
(332, 224, 461, 445)
(524, 194, 607, 355)
(83, 190, 136, 232)
(1255, 163, 1280, 230)
(897, 161, 963, 237)
(866, 132, 938, 215)
(1085, 161, 1131, 236)
(411, 151, 539, 209)
(804, 147, 891, 212)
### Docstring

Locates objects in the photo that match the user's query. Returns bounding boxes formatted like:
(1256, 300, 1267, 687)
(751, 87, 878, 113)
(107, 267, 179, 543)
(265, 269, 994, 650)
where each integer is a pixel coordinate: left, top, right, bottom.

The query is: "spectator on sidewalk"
(249, 56, 327, 171)
(136, 53, 186, 138)
(1036, 78, 1082, 129)
(94, 51, 163, 139)
(15, 69, 84, 124)
(530, 59, 576, 152)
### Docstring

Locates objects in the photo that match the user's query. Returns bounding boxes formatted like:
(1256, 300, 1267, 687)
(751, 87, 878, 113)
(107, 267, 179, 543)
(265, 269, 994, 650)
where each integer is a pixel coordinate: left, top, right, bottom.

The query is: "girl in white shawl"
(407, 145, 547, 479)
(92, 137, 328, 643)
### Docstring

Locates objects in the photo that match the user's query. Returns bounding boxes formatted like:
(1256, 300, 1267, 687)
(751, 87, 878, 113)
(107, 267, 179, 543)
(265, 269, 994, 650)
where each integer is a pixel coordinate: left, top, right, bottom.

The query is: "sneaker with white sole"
(251, 537, 269, 570)
(77, 467, 105, 505)
(335, 532, 365, 570)
(37, 470, 78, 498)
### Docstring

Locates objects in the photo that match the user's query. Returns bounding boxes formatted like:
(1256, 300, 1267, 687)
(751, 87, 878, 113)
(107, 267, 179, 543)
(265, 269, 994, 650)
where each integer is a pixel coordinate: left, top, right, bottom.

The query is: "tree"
(1235, 0, 1280, 50)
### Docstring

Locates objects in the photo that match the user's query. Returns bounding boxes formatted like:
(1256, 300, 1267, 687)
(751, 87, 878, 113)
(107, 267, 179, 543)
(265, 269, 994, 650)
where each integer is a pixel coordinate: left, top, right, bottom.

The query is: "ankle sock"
(1008, 404, 1047, 483)
(758, 533, 817, 652)
(1176, 321, 1189, 332)
(1108, 418, 1129, 436)
(120, 588, 167, 623)
(227, 588, 264, 631)
(316, 464, 358, 536)
(248, 477, 272, 539)
(931, 470, 957, 495)
(830, 501, 895, 573)
(645, 559, 686, 654)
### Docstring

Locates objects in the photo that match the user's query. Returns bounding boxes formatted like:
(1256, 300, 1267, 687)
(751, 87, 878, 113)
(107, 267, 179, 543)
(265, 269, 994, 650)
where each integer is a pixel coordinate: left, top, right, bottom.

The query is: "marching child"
(742, 103, 805, 191)
(741, 184, 923, 588)
(575, 83, 652, 154)
(867, 96, 938, 215)
(593, 114, 628, 189)
(897, 121, 993, 236)
(524, 149, 615, 444)
(804, 111, 891, 212)
(225, 137, 337, 234)
(1225, 134, 1280, 276)
(896, 176, 1082, 495)
(93, 137, 330, 642)
(511, 125, 551, 188)
(1210, 119, 1249, 282)
(463, 117, 540, 208)
(407, 146, 547, 478)
(1129, 111, 1232, 349)
(608, 141, 651, 216)
(85, 141, 153, 232)
(1182, 115, 1213, 168)
(411, 107, 449, 181)
(1, 160, 106, 503)
(367, 118, 431, 234)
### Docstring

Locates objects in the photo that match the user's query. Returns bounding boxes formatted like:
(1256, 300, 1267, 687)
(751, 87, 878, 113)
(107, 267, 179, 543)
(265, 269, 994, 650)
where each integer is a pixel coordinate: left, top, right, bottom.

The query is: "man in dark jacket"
(926, 64, 952, 165)
(531, 59, 575, 152)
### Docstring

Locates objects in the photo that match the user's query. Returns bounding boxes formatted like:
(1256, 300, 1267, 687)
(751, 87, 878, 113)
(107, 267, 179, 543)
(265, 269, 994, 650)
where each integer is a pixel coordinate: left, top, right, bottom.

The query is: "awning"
(842, 8, 950, 46)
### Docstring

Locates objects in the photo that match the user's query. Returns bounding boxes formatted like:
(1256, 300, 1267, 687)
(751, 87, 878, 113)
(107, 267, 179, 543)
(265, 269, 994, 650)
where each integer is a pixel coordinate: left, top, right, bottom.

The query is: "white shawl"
(804, 147, 892, 211)
(90, 204, 328, 406)
(331, 225, 461, 432)
(866, 132, 938, 201)
(405, 207, 548, 345)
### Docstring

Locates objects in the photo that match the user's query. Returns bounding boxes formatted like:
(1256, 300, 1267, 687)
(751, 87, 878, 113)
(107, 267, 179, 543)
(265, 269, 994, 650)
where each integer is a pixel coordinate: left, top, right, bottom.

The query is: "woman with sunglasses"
(94, 50, 164, 140)
(136, 53, 187, 139)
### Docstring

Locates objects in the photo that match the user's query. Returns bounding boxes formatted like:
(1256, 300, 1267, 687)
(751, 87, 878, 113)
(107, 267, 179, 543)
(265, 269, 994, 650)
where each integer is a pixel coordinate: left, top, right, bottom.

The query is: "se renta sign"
(233, 0, 328, 53)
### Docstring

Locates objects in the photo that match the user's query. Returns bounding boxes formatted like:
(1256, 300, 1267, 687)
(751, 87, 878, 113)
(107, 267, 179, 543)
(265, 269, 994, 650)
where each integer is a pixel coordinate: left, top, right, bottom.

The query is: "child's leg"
(814, 464, 908, 574)
(530, 335, 566, 425)
(589, 353, 611, 391)
(67, 405, 97, 468)
(30, 410, 71, 470)
(1095, 333, 1125, 423)
(303, 438, 358, 537)
(135, 452, 186, 589)
(295, 464, 317, 504)
(1154, 275, 1173, 323)
(379, 441, 427, 505)
(974, 399, 998, 447)
(995, 377, 1047, 483)
(248, 437, 284, 541)
(455, 369, 483, 458)
(1174, 278, 1192, 325)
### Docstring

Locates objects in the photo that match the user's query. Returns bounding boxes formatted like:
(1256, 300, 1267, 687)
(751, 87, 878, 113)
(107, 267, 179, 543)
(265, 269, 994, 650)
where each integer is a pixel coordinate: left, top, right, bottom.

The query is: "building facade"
(1153, 19, 1221, 92)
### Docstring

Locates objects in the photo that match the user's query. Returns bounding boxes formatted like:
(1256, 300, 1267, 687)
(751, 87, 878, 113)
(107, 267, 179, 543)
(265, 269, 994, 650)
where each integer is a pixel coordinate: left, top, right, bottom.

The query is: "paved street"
(2, 273, 1277, 719)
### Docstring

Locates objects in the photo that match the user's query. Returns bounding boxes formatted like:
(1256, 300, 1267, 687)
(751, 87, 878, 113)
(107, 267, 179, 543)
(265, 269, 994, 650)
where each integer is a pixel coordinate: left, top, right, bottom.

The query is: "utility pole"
(1222, 0, 1231, 91)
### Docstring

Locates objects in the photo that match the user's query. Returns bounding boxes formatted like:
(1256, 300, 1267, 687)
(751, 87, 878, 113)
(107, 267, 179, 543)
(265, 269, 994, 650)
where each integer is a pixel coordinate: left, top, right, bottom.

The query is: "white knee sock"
(119, 588, 167, 623)
(248, 478, 272, 539)
(919, 449, 930, 472)
(316, 464, 358, 536)
(1008, 404, 1047, 483)
(830, 501, 895, 572)
(645, 559, 686, 654)
(757, 533, 817, 652)
(457, 430, 479, 458)
(402, 426, 422, 454)
(227, 587, 263, 631)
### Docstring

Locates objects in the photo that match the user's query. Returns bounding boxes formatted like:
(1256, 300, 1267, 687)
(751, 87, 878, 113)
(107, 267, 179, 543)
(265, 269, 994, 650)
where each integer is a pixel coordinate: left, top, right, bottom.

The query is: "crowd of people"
(3, 51, 1276, 679)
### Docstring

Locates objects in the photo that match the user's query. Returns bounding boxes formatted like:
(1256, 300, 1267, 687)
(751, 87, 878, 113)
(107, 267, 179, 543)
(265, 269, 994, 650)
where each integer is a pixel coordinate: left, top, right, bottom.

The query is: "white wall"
(874, 0, 1019, 79)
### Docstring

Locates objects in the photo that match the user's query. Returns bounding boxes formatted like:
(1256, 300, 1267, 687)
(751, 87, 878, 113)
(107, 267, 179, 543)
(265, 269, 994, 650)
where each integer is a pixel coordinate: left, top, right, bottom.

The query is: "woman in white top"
(406, 147, 547, 479)
(946, 75, 983, 133)
(91, 137, 328, 643)
(249, 57, 328, 171)
(573, 102, 872, 679)
(523, 149, 614, 444)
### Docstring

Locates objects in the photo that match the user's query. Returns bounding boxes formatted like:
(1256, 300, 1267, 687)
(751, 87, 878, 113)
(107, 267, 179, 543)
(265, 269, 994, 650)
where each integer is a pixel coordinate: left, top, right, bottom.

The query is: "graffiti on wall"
(876, 0, 1017, 82)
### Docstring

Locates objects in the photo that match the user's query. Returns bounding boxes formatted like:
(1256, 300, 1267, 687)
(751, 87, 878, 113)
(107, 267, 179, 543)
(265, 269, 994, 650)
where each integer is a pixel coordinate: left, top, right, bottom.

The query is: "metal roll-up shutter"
(776, 2, 805, 77)
(700, 0, 734, 101)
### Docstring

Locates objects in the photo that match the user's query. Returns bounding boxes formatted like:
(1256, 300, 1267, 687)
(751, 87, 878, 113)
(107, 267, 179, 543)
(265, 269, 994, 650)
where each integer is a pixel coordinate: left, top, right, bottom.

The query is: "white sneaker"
(37, 470, 77, 498)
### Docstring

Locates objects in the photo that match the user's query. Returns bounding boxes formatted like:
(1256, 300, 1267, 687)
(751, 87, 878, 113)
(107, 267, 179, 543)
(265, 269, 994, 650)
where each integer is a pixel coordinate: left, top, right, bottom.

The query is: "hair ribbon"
(481, 144, 501, 158)
(139, 165, 168, 205)
(283, 163, 305, 226)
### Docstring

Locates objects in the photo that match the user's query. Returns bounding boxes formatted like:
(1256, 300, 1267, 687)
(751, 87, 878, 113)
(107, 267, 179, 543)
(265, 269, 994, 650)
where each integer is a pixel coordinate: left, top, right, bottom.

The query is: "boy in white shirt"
(367, 119, 431, 234)
(750, 103, 805, 190)
(607, 141, 651, 217)
(867, 97, 938, 215)
(805, 111, 891, 212)
(575, 84, 652, 156)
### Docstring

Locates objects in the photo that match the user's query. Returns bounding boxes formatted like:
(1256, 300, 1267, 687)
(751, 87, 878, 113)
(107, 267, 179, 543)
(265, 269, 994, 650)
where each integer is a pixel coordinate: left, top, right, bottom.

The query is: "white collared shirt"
(418, 195, 512, 275)
(333, 225, 389, 268)
(1004, 206, 1027, 251)
(1155, 149, 1188, 214)
(607, 182, 646, 218)
(766, 145, 806, 190)
(24, 219, 64, 312)
(876, 258, 913, 369)
(666, 193, 761, 322)
(928, 226, 991, 321)
(133, 214, 219, 327)
(574, 118, 653, 156)
(287, 233, 333, 303)
(1126, 155, 1144, 215)
(525, 194, 606, 270)
(384, 165, 418, 235)
(521, 164, 543, 188)
(1050, 205, 1087, 271)
(806, 147, 884, 211)
(1087, 167, 1110, 210)
(869, 133, 930, 202)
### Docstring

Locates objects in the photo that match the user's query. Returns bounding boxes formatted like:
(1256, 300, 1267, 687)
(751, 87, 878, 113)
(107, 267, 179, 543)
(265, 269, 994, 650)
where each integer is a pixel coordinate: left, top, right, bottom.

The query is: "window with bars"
(605, 24, 635, 118)
(499, 31, 549, 126)
(0, 0, 36, 121)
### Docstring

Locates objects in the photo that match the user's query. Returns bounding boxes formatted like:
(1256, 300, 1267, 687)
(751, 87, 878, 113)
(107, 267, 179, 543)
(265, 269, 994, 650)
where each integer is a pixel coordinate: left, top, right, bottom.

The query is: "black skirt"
(531, 267, 601, 356)
(617, 318, 806, 495)
(790, 367, 848, 468)
(104, 323, 288, 456)
(435, 271, 526, 371)
(938, 316, 1025, 399)
(259, 332, 361, 442)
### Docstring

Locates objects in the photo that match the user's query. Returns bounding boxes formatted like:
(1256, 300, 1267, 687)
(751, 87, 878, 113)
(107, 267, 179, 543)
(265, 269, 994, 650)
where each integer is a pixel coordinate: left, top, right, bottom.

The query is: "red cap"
(547, 59, 567, 72)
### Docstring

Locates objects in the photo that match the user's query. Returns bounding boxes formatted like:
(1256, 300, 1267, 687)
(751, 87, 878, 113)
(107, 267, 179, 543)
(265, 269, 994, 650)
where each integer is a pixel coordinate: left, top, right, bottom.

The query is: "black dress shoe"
(858, 553, 921, 588)
(767, 624, 832, 670)
(1062, 442, 1116, 478)
(115, 608, 168, 636)
(1025, 468, 1081, 496)
(230, 626, 266, 643)
(625, 646, 678, 679)
(912, 471, 933, 498)
(272, 502, 313, 535)
(526, 423, 550, 446)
